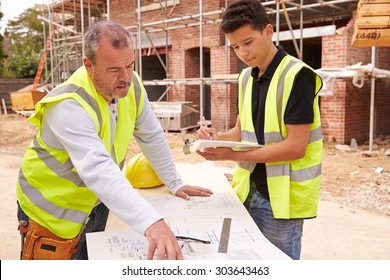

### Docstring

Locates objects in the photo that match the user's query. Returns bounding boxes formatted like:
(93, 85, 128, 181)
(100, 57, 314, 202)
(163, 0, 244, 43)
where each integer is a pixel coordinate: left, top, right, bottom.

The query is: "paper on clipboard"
(183, 140, 262, 155)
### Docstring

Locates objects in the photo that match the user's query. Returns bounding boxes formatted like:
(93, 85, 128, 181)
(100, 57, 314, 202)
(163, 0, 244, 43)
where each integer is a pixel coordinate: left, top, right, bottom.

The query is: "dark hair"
(84, 21, 133, 64)
(220, 0, 270, 34)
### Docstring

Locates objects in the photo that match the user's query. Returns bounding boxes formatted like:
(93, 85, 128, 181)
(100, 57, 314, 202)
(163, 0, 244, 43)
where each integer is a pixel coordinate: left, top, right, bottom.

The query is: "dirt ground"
(0, 113, 389, 260)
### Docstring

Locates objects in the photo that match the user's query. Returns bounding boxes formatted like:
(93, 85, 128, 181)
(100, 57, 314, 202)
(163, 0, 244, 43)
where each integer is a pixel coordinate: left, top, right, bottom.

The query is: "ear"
(83, 57, 93, 76)
(264, 24, 274, 39)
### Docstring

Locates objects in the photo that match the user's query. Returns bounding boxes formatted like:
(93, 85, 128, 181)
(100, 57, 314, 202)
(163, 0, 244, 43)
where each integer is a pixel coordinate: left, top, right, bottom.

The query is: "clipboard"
(183, 139, 262, 155)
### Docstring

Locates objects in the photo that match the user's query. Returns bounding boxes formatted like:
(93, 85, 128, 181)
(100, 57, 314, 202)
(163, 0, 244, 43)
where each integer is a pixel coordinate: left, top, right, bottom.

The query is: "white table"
(86, 162, 290, 260)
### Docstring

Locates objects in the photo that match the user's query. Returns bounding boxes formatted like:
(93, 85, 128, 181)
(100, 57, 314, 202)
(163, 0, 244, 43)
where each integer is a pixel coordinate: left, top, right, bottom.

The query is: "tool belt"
(21, 219, 80, 260)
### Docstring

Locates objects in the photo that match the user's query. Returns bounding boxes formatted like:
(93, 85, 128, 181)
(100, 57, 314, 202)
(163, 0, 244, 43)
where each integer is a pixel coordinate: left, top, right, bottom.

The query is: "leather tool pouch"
(22, 220, 80, 260)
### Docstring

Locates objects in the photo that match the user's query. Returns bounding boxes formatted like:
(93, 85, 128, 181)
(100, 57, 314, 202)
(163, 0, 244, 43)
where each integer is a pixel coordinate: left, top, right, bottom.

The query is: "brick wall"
(375, 73, 390, 139)
(321, 15, 390, 144)
(210, 46, 238, 129)
(109, 1, 390, 141)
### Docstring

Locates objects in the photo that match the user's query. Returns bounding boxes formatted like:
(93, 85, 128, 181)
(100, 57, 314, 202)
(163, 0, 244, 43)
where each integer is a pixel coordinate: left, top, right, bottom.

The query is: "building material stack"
(10, 85, 49, 113)
(352, 0, 390, 47)
(150, 101, 198, 132)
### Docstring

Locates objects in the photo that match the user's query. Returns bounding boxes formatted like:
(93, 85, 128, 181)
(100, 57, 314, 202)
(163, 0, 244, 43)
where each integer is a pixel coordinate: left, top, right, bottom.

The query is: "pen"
(202, 116, 208, 128)
(202, 116, 214, 140)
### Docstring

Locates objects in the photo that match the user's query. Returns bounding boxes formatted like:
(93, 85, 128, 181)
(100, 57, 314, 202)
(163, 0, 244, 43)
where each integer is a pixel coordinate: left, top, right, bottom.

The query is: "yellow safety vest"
(232, 55, 323, 219)
(16, 66, 145, 238)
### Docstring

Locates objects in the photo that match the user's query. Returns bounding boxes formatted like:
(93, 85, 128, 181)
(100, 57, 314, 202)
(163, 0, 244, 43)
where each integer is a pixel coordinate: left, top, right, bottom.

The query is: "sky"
(0, 0, 48, 34)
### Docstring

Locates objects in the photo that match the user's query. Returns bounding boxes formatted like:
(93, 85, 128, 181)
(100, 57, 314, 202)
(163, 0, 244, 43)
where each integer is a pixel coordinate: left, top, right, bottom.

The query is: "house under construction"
(28, 0, 390, 145)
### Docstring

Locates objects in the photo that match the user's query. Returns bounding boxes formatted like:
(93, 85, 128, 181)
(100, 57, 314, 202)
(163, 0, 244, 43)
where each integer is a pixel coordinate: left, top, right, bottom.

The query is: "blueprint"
(86, 162, 290, 260)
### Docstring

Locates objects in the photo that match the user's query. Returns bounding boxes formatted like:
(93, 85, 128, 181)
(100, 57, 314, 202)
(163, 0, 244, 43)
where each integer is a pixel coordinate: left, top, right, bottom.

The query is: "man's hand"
(175, 185, 213, 200)
(196, 147, 236, 161)
(196, 126, 218, 140)
(145, 219, 183, 260)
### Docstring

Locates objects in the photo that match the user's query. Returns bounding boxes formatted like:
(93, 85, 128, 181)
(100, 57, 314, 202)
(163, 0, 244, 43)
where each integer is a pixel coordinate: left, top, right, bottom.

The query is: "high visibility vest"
(16, 66, 144, 238)
(232, 55, 323, 219)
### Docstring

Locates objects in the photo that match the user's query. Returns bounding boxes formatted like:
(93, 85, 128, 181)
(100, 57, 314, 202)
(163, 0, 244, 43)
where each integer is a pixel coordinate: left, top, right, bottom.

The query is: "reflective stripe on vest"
(47, 84, 102, 129)
(32, 138, 85, 187)
(18, 171, 87, 224)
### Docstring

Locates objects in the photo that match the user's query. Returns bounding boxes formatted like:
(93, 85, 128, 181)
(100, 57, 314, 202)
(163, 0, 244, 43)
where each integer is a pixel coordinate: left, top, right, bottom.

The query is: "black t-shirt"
(249, 46, 316, 201)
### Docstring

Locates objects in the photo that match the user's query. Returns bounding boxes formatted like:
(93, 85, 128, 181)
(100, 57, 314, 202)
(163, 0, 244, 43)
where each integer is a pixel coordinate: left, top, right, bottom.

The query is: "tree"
(4, 8, 48, 78)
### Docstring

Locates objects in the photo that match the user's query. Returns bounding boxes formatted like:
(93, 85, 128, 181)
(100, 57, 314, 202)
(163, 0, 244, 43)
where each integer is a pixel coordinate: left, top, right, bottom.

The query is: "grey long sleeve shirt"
(40, 92, 186, 235)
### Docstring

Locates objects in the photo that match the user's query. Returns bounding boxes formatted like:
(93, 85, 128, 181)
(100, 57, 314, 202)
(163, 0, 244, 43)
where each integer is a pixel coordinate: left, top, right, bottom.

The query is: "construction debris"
(10, 84, 52, 112)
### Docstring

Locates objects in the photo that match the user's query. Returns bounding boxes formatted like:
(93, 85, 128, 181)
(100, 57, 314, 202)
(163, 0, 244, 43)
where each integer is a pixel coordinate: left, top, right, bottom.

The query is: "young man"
(196, 0, 323, 259)
(17, 21, 212, 260)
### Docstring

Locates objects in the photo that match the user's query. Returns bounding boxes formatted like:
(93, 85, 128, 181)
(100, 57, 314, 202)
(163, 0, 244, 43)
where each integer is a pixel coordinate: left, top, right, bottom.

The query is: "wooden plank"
(1, 98, 7, 116)
(13, 110, 35, 117)
(354, 1, 390, 44)
(358, 3, 390, 16)
(359, 0, 390, 4)
(163, 123, 201, 134)
(356, 15, 390, 29)
(351, 28, 390, 47)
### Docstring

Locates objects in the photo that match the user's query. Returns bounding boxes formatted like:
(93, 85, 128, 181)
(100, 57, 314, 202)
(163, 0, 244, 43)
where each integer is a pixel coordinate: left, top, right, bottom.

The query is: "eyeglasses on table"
(176, 235, 211, 256)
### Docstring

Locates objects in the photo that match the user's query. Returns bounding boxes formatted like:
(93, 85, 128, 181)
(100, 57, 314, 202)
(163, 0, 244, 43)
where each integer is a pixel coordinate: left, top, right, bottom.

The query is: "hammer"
(19, 220, 28, 260)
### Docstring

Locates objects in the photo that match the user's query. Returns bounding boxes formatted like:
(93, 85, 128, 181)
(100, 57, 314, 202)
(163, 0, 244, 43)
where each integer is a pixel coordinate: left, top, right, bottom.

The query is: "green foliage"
(7, 48, 41, 78)
(4, 8, 49, 78)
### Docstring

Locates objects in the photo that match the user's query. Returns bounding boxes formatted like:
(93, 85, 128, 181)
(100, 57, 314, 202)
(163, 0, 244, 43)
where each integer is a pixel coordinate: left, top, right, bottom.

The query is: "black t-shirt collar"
(250, 46, 287, 80)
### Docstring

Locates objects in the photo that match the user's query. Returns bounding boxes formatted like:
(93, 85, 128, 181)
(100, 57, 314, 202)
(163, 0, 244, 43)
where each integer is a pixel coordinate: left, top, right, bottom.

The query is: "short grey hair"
(84, 21, 133, 64)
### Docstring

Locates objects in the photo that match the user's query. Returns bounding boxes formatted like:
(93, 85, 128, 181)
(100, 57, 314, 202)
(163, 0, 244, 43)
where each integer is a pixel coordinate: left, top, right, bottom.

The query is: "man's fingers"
(196, 127, 217, 140)
(146, 243, 156, 260)
(175, 186, 213, 200)
(145, 220, 183, 260)
(184, 187, 213, 195)
(165, 243, 181, 260)
(156, 244, 166, 260)
(175, 192, 190, 200)
(152, 241, 183, 260)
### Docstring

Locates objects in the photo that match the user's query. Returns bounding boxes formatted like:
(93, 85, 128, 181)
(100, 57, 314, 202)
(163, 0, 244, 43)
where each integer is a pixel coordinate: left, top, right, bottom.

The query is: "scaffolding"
(40, 0, 359, 83)
(37, 0, 358, 128)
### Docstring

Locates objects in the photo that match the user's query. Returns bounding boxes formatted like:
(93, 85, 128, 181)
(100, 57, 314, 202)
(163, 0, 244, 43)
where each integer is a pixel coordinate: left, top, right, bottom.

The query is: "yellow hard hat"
(124, 153, 163, 188)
